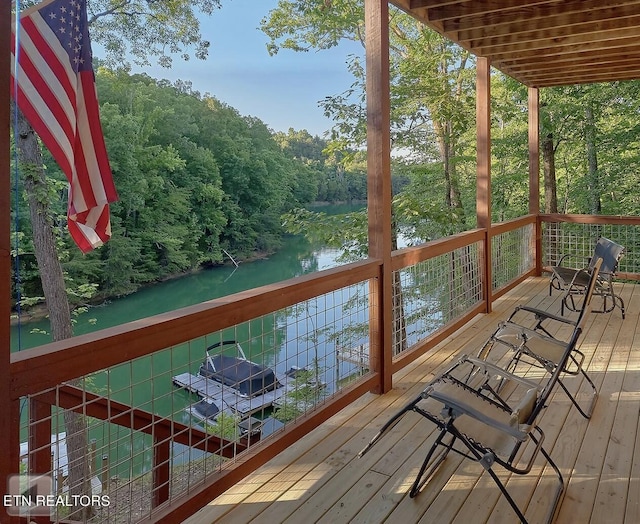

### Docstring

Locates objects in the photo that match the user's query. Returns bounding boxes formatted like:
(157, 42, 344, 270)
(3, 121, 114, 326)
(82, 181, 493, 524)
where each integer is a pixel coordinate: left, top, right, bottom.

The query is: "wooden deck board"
(185, 277, 639, 524)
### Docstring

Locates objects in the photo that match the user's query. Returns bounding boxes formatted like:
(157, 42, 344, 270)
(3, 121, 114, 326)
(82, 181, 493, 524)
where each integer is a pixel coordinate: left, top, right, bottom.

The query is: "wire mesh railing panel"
(392, 242, 482, 357)
(492, 223, 535, 291)
(542, 222, 640, 275)
(17, 280, 371, 523)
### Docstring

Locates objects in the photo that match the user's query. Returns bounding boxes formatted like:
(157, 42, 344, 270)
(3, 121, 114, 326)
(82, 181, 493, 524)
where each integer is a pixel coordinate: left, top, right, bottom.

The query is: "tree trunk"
(585, 105, 602, 214)
(542, 133, 558, 214)
(542, 132, 561, 265)
(15, 104, 93, 520)
(435, 120, 465, 233)
(432, 118, 474, 316)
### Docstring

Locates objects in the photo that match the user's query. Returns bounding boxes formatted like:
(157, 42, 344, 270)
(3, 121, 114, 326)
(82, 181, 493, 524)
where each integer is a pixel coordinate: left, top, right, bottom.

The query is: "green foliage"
(260, 1, 631, 233)
(273, 365, 327, 422)
(203, 412, 241, 440)
(282, 208, 368, 261)
(88, 0, 221, 68)
(12, 0, 640, 316)
(11, 66, 369, 306)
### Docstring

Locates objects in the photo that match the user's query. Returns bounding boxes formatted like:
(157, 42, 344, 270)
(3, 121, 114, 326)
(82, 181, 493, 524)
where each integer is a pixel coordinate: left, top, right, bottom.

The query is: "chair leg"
(409, 428, 455, 498)
(615, 292, 626, 319)
(556, 371, 597, 419)
(538, 445, 565, 524)
(484, 464, 529, 523)
(358, 395, 422, 458)
(481, 439, 564, 524)
(596, 287, 625, 319)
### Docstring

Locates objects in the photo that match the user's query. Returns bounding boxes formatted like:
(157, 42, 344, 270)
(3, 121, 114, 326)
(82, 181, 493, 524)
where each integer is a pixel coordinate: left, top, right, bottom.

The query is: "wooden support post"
(1, 7, 21, 524)
(152, 429, 171, 508)
(476, 57, 492, 312)
(30, 398, 53, 476)
(27, 399, 52, 524)
(365, 0, 393, 394)
(528, 87, 543, 275)
(89, 438, 97, 477)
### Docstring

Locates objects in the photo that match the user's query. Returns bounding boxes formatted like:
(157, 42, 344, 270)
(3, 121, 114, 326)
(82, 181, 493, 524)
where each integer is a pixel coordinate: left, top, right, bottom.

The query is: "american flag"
(11, 0, 118, 253)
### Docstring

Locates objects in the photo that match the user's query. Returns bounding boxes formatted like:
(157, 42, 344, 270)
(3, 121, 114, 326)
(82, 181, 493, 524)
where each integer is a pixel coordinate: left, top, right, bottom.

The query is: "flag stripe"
(81, 75, 116, 200)
(11, 33, 76, 176)
(12, 82, 74, 177)
(14, 37, 77, 158)
(24, 16, 77, 115)
(11, 0, 118, 253)
(14, 26, 76, 132)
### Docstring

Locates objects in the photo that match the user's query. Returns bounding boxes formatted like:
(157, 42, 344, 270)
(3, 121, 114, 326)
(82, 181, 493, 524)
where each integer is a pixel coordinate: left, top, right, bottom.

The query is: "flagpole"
(1, 3, 21, 523)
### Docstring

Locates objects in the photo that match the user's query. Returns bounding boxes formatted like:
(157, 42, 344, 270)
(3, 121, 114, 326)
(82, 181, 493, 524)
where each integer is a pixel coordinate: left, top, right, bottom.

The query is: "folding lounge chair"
(359, 261, 601, 524)
(549, 236, 625, 318)
(477, 259, 602, 419)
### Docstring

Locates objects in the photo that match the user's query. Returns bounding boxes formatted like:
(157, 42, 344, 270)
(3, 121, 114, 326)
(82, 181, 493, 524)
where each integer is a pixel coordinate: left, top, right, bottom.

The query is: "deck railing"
(10, 213, 606, 523)
(390, 229, 485, 366)
(541, 214, 640, 279)
(491, 216, 536, 293)
(12, 259, 382, 522)
(16, 261, 379, 522)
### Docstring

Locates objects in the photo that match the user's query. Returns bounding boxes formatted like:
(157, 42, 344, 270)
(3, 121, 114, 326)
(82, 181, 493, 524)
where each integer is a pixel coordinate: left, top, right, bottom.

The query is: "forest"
(11, 68, 369, 304)
(10, 0, 640, 312)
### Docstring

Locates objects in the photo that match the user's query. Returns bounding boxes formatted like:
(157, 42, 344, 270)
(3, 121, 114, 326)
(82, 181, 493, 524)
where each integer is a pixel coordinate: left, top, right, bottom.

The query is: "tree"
(264, 1, 479, 348)
(12, 0, 221, 518)
(262, 1, 476, 235)
(88, 0, 221, 68)
(14, 104, 95, 520)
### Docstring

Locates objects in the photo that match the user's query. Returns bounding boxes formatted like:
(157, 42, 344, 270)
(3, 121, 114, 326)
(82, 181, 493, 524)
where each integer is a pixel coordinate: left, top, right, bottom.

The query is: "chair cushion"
(510, 388, 538, 426)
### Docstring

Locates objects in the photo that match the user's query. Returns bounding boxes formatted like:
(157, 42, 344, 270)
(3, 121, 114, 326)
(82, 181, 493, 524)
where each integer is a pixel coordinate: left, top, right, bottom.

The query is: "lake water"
(12, 204, 366, 477)
(11, 234, 347, 350)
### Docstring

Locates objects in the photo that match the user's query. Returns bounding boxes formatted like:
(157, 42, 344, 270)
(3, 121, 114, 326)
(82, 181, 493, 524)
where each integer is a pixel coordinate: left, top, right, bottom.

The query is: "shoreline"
(10, 249, 274, 327)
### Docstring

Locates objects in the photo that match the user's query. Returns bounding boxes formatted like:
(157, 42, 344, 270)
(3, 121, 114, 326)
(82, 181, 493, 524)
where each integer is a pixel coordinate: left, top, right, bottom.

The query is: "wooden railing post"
(476, 57, 492, 312)
(29, 399, 53, 477)
(529, 87, 543, 275)
(29, 399, 53, 524)
(152, 427, 171, 508)
(365, 0, 393, 394)
(1, 6, 21, 524)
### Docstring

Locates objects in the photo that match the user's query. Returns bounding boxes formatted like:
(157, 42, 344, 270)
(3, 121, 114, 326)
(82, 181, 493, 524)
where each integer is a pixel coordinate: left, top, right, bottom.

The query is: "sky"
(128, 0, 363, 137)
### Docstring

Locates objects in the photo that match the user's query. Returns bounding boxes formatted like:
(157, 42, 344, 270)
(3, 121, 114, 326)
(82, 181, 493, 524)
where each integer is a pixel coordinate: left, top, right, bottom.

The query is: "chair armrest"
(511, 305, 577, 327)
(464, 356, 542, 390)
(555, 253, 590, 267)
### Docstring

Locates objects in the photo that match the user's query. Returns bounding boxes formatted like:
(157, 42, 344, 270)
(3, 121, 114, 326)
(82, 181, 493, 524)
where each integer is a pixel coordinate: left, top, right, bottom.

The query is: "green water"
(11, 234, 335, 347)
(12, 205, 363, 477)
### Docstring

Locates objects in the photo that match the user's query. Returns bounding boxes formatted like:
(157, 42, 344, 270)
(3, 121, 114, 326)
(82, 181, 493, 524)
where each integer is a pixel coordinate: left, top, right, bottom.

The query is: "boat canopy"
(200, 341, 281, 397)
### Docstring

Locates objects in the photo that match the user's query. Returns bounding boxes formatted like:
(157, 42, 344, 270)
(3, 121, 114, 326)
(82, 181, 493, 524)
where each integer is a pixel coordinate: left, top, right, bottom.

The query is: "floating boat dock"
(172, 371, 291, 419)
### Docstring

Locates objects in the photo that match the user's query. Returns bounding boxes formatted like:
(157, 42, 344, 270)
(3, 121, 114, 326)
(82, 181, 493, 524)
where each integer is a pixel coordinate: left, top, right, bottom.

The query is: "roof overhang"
(391, 0, 640, 87)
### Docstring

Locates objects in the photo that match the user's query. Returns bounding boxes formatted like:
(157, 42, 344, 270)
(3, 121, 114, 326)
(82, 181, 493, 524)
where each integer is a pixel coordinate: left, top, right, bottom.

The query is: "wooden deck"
(185, 276, 640, 524)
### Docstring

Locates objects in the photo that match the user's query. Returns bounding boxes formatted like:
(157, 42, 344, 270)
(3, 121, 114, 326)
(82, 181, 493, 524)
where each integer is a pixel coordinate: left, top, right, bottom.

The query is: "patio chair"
(549, 236, 625, 318)
(359, 260, 601, 524)
(477, 258, 602, 419)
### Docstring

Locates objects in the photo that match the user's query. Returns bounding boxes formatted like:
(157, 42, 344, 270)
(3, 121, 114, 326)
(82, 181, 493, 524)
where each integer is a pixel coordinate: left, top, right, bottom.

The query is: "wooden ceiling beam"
(521, 67, 640, 86)
(522, 63, 640, 83)
(473, 26, 640, 56)
(531, 75, 640, 87)
(464, 14, 640, 50)
(503, 54, 640, 74)
(442, 1, 640, 34)
(409, 0, 554, 19)
(393, 0, 640, 86)
(494, 43, 640, 64)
